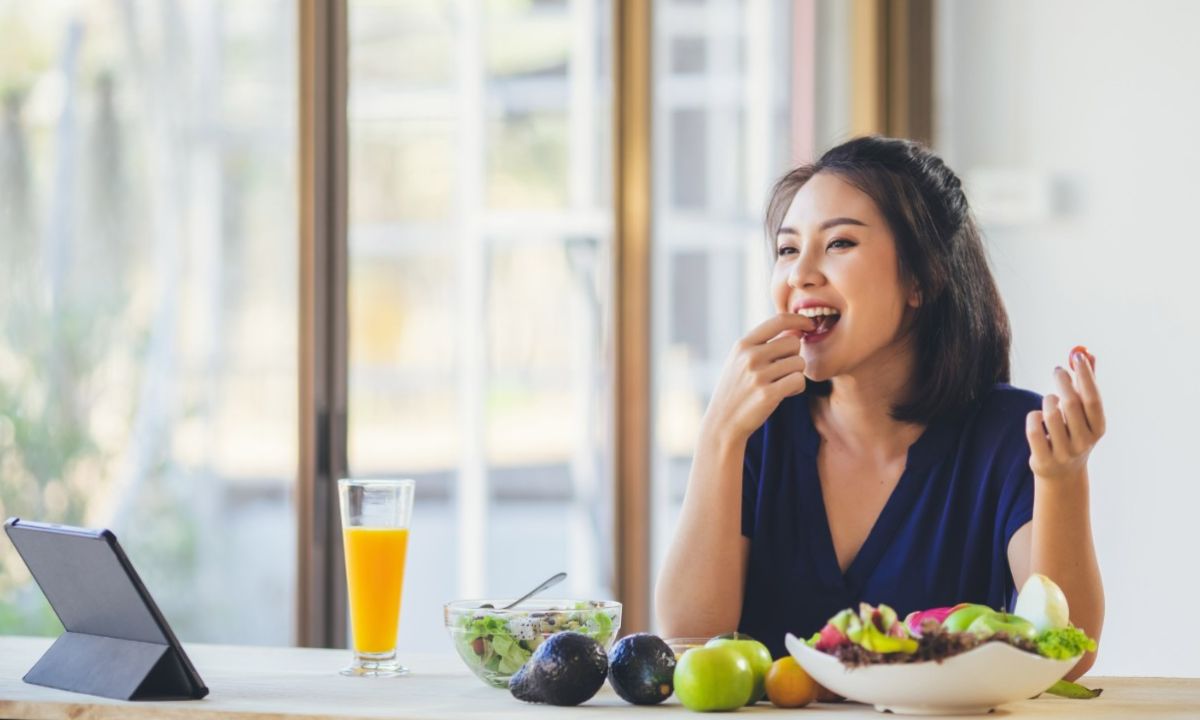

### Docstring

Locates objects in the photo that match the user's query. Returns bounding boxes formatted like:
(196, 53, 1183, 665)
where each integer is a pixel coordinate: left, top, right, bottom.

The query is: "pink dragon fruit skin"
(904, 604, 968, 637)
(815, 622, 847, 650)
(814, 608, 858, 650)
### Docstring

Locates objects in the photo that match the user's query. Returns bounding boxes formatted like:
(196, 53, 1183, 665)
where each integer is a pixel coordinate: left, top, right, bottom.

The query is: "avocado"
(508, 631, 608, 706)
(607, 633, 676, 705)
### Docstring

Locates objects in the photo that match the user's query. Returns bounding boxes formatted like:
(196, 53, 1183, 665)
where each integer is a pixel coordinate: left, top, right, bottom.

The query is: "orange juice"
(343, 526, 409, 654)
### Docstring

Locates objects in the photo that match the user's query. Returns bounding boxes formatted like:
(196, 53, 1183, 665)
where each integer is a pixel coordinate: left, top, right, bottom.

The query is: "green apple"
(674, 645, 754, 712)
(706, 633, 772, 704)
(1013, 573, 1070, 632)
(966, 611, 1038, 641)
(941, 603, 993, 634)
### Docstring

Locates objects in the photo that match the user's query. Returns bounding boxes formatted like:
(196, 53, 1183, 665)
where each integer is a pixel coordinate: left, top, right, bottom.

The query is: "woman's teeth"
(794, 307, 840, 335)
(795, 306, 839, 318)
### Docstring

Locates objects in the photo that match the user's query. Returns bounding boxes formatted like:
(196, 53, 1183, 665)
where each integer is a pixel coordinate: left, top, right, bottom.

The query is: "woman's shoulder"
(975, 383, 1044, 418)
(958, 383, 1044, 451)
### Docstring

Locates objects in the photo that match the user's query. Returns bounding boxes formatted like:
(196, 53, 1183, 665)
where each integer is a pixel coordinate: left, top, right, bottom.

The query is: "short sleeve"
(1002, 458, 1035, 547)
(981, 386, 1041, 551)
(997, 399, 1039, 548)
(742, 425, 765, 538)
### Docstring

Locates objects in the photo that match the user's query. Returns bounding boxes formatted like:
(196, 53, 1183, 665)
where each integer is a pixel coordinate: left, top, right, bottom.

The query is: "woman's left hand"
(1026, 348, 1106, 485)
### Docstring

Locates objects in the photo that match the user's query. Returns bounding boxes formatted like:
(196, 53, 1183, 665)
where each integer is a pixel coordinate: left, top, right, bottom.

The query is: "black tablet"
(4, 518, 209, 700)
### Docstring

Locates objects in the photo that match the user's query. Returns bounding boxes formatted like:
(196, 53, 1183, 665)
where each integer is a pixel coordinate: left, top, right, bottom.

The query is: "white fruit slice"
(1013, 573, 1070, 632)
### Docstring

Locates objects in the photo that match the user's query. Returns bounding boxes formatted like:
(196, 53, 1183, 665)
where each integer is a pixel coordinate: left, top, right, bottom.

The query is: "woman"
(655, 137, 1104, 680)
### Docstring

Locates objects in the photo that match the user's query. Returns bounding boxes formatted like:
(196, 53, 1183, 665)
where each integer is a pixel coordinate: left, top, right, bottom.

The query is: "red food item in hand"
(1069, 345, 1095, 371)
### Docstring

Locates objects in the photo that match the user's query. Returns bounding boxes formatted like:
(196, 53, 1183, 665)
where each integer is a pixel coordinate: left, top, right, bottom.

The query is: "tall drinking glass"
(338, 478, 414, 677)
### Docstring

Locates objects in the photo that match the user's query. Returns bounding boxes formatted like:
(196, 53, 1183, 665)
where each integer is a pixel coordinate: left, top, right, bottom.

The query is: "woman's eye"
(827, 238, 856, 251)
(776, 246, 797, 257)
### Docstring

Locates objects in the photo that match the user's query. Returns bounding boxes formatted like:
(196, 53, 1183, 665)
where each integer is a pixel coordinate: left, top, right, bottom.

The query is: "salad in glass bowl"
(444, 599, 622, 688)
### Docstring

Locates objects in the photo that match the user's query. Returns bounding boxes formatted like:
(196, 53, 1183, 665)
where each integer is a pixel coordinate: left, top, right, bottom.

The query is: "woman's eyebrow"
(778, 217, 868, 236)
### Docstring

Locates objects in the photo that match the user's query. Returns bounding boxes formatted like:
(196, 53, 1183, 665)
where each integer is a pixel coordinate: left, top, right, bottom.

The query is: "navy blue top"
(738, 384, 1041, 659)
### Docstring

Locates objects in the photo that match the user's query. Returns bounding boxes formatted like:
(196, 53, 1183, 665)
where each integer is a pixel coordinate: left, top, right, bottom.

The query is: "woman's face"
(771, 171, 919, 382)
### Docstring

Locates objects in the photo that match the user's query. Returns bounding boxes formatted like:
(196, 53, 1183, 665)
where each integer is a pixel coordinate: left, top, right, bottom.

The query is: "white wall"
(936, 0, 1200, 677)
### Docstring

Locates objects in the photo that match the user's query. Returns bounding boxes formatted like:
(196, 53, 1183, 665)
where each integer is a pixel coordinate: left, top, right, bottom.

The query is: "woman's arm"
(1011, 350, 1106, 681)
(654, 432, 752, 636)
(655, 313, 813, 637)
(1008, 479, 1104, 680)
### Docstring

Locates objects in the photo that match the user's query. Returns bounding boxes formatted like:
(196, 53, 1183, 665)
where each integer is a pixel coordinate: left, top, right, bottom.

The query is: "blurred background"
(0, 0, 1195, 678)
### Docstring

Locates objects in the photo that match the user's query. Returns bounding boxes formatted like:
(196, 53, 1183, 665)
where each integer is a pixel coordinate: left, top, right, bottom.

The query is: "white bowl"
(785, 632, 1079, 715)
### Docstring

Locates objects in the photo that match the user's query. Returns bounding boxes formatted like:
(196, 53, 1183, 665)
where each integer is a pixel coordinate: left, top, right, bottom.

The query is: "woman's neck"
(812, 338, 924, 462)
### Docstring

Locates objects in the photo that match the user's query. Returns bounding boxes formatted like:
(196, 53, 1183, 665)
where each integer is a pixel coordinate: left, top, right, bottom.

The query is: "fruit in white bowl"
(786, 632, 1079, 715)
(966, 611, 1038, 641)
(1013, 573, 1071, 633)
(940, 603, 992, 633)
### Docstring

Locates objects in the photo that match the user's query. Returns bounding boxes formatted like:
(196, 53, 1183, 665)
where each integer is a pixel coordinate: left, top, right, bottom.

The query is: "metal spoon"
(479, 572, 568, 610)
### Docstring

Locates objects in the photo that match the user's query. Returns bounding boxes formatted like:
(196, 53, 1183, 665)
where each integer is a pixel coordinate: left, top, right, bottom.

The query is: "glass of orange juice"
(338, 478, 414, 677)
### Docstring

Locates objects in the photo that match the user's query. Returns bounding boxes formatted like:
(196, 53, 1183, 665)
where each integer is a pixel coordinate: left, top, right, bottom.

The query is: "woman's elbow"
(1064, 649, 1097, 682)
(654, 572, 690, 637)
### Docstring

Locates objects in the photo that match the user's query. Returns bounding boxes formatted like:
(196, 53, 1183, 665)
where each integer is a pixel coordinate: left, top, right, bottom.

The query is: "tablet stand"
(24, 631, 199, 700)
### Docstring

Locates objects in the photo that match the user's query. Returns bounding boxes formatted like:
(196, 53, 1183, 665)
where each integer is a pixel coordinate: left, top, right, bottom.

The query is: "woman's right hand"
(701, 313, 817, 442)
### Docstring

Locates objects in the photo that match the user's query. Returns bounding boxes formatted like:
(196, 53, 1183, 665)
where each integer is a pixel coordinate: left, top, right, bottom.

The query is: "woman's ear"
(907, 287, 921, 309)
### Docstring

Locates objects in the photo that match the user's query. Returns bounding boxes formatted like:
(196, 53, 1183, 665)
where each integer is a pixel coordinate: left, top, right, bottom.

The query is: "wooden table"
(0, 636, 1197, 719)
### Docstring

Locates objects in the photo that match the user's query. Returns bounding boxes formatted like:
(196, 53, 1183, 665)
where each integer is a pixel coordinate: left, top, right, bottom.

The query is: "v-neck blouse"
(738, 383, 1041, 659)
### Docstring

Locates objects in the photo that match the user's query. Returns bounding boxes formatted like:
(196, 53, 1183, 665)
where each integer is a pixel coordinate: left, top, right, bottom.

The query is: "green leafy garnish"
(459, 615, 532, 675)
(1045, 679, 1103, 699)
(1035, 626, 1097, 660)
(580, 602, 614, 640)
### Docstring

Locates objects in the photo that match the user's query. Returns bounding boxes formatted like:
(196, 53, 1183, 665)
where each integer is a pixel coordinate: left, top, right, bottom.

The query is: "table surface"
(1, 635, 1198, 719)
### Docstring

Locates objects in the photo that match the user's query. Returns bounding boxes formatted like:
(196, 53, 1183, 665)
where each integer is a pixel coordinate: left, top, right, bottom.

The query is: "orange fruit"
(763, 656, 817, 708)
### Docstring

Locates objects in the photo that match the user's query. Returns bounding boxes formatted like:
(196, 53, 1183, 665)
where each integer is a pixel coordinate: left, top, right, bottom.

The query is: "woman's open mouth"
(796, 307, 841, 344)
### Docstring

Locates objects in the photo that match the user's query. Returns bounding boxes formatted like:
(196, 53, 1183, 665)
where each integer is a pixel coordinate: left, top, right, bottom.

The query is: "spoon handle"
(503, 572, 567, 610)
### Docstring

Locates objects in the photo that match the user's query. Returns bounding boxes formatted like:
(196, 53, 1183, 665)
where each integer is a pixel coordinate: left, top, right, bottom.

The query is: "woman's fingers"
(753, 333, 803, 364)
(764, 354, 806, 383)
(1026, 410, 1052, 461)
(743, 312, 817, 347)
(1054, 367, 1092, 452)
(1030, 349, 1108, 479)
(1071, 350, 1107, 438)
(775, 365, 809, 397)
(1042, 394, 1072, 462)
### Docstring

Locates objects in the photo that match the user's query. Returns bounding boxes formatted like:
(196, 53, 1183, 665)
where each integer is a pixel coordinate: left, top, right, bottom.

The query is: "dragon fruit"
(903, 604, 967, 638)
(854, 603, 918, 654)
(809, 603, 917, 654)
(813, 608, 859, 650)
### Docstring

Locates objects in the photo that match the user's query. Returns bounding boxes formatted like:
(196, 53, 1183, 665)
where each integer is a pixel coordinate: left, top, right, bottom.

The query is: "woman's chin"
(803, 366, 833, 383)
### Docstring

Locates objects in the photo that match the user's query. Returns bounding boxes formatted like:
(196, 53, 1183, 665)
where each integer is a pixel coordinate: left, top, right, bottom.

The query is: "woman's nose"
(788, 248, 824, 288)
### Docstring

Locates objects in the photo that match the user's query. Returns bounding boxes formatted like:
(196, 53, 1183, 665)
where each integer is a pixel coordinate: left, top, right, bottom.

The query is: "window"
(346, 0, 615, 653)
(0, 0, 298, 644)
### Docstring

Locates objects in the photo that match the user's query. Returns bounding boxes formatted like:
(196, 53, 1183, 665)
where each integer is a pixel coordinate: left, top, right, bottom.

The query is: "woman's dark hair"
(764, 136, 1011, 423)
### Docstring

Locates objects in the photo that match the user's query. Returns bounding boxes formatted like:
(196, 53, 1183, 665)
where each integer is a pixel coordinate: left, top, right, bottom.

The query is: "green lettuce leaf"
(1035, 627, 1097, 660)
(458, 615, 531, 673)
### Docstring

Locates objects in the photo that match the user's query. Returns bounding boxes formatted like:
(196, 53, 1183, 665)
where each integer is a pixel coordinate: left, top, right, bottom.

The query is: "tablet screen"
(5, 521, 169, 644)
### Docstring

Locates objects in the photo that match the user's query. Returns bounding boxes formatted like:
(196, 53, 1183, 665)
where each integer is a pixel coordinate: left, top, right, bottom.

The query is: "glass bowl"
(444, 599, 622, 688)
(663, 636, 712, 659)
